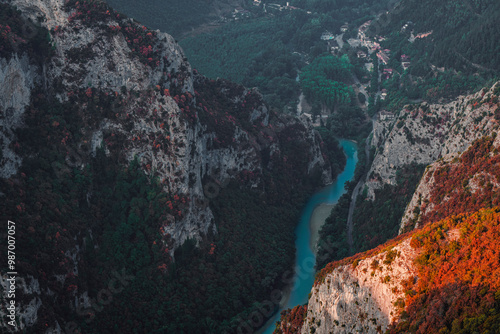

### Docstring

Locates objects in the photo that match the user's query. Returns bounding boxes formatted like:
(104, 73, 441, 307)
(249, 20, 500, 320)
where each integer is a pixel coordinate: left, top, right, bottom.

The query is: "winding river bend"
(260, 139, 358, 333)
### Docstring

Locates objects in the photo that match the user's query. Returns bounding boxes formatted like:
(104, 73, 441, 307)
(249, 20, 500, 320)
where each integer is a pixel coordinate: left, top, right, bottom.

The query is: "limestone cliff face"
(299, 226, 467, 334)
(366, 82, 500, 199)
(400, 130, 500, 233)
(302, 239, 417, 334)
(286, 85, 500, 334)
(2, 0, 330, 248)
(0, 1, 331, 331)
(0, 54, 39, 178)
(7, 0, 68, 30)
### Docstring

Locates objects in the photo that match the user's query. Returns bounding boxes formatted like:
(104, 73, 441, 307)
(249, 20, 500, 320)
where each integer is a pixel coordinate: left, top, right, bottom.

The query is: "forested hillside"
(104, 0, 500, 114)
(0, 1, 345, 332)
(294, 206, 500, 334)
(390, 207, 500, 334)
(277, 133, 500, 332)
(105, 0, 229, 38)
(377, 0, 500, 72)
(370, 0, 498, 110)
(181, 16, 301, 109)
(105, 0, 392, 109)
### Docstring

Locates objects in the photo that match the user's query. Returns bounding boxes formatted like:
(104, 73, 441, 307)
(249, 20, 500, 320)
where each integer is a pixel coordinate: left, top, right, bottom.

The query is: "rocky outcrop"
(302, 239, 417, 334)
(289, 84, 500, 334)
(8, 0, 68, 30)
(400, 132, 500, 232)
(366, 82, 500, 199)
(0, 1, 332, 332)
(292, 204, 500, 334)
(0, 275, 42, 331)
(2, 0, 330, 251)
(0, 54, 39, 178)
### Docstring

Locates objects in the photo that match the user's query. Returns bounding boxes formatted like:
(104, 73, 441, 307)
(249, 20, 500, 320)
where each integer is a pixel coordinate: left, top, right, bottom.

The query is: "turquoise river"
(259, 139, 358, 333)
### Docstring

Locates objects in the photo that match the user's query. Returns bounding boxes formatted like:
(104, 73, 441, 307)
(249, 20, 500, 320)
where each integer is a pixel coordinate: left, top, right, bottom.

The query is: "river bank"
(259, 139, 358, 334)
(310, 203, 336, 254)
(310, 140, 358, 253)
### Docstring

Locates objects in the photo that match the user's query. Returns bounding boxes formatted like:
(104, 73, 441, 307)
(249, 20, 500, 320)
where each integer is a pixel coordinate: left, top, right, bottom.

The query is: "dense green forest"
(105, 0, 213, 38)
(0, 7, 348, 326)
(316, 163, 425, 269)
(181, 16, 302, 109)
(104, 0, 392, 110)
(300, 54, 354, 109)
(0, 89, 328, 333)
(375, 0, 500, 72)
(370, 0, 499, 111)
(179, 0, 392, 109)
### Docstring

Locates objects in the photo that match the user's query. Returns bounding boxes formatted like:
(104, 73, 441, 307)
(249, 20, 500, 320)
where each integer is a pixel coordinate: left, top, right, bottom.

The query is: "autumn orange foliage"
(418, 135, 500, 227)
(389, 208, 500, 333)
(274, 305, 308, 334)
(313, 136, 500, 333)
(314, 232, 410, 286)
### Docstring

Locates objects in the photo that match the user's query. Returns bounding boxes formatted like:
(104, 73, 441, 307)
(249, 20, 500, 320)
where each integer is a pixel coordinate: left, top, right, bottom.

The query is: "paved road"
(351, 73, 369, 108)
(335, 33, 344, 49)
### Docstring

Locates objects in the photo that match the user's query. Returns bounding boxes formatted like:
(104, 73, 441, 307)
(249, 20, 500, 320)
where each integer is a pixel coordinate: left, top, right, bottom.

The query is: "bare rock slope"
(366, 83, 500, 199)
(303, 239, 417, 334)
(0, 0, 332, 331)
(288, 83, 500, 334)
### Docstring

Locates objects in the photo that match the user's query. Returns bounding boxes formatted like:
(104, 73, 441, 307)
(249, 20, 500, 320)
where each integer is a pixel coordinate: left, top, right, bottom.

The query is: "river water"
(259, 139, 358, 333)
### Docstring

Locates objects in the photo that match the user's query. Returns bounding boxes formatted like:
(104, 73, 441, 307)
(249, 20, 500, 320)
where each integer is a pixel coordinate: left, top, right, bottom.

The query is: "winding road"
(351, 73, 369, 108)
(335, 33, 345, 49)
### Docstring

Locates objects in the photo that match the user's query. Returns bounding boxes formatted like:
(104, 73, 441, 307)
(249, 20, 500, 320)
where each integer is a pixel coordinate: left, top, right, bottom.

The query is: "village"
(217, 2, 430, 125)
(310, 18, 432, 125)
(296, 20, 398, 125)
(226, 0, 304, 21)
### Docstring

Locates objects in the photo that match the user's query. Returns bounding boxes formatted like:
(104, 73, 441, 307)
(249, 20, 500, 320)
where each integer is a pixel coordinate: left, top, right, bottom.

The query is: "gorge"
(260, 140, 357, 334)
(1, 0, 500, 333)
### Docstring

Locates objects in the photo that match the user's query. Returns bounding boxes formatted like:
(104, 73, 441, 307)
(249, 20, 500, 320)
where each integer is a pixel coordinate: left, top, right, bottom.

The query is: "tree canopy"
(300, 54, 354, 110)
